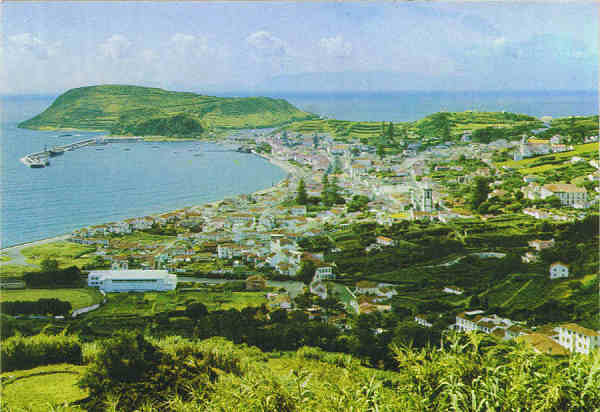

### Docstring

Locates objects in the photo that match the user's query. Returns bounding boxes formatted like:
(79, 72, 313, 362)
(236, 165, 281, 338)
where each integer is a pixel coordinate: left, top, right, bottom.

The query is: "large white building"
(557, 323, 600, 354)
(88, 270, 177, 292)
(540, 184, 588, 208)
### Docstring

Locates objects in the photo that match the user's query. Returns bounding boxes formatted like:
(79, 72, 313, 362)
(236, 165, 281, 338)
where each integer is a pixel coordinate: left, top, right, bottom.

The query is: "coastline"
(1, 149, 296, 255)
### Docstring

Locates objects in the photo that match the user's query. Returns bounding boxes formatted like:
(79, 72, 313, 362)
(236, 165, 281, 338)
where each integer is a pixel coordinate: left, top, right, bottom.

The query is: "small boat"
(123, 148, 131, 151)
(96, 148, 104, 151)
(193, 153, 203, 157)
(48, 147, 65, 157)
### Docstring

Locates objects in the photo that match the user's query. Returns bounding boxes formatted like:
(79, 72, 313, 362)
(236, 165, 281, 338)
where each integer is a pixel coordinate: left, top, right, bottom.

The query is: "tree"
(377, 143, 385, 159)
(297, 260, 316, 284)
(296, 178, 308, 205)
(470, 177, 490, 210)
(333, 156, 343, 174)
(40, 257, 59, 273)
(185, 302, 208, 320)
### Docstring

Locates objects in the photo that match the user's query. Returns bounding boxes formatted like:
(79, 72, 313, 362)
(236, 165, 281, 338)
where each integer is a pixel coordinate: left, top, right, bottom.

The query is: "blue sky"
(2, 2, 597, 94)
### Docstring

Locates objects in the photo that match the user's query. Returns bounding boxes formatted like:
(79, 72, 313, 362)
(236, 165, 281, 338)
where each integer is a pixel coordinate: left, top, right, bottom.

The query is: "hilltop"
(18, 85, 315, 134)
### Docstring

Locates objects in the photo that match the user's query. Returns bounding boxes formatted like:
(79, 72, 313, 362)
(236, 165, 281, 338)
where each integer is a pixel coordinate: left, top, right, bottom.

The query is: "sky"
(1, 1, 598, 95)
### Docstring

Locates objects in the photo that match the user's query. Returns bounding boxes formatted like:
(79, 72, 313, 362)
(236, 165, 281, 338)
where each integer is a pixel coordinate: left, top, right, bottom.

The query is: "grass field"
(0, 364, 88, 411)
(89, 289, 268, 317)
(21, 241, 96, 268)
(109, 231, 175, 248)
(0, 254, 11, 262)
(0, 288, 103, 310)
(0, 264, 33, 279)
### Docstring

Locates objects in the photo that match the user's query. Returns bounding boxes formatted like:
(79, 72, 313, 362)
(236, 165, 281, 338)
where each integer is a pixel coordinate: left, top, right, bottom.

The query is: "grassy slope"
(496, 142, 597, 171)
(0, 264, 32, 279)
(20, 241, 97, 268)
(0, 288, 103, 310)
(284, 111, 544, 142)
(87, 289, 268, 317)
(19, 85, 314, 132)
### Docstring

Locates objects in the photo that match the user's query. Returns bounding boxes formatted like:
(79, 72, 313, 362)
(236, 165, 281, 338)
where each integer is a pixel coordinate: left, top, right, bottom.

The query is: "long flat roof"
(89, 270, 172, 279)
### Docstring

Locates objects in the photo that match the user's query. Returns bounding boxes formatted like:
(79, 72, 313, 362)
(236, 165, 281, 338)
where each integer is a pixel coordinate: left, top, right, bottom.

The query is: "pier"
(20, 138, 99, 168)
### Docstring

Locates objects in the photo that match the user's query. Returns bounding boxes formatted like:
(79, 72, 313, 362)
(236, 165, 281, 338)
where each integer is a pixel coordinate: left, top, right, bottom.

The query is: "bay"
(1, 96, 286, 247)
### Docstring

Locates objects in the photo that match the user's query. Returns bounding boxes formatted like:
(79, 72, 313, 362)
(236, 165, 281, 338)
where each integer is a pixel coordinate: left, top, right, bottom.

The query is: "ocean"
(1, 91, 597, 247)
(268, 90, 598, 122)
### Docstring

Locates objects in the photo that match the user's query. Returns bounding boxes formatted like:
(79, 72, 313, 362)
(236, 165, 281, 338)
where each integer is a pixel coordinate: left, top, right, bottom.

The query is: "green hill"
(18, 85, 314, 134)
(284, 110, 545, 144)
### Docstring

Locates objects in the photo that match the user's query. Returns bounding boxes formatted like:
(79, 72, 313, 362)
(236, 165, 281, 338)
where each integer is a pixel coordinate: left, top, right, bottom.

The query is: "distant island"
(18, 85, 315, 136)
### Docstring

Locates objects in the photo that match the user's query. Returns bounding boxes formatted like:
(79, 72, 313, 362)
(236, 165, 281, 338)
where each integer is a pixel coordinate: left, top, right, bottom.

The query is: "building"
(376, 236, 395, 247)
(528, 239, 555, 251)
(415, 315, 433, 328)
(443, 286, 464, 295)
(88, 270, 176, 292)
(549, 262, 569, 279)
(314, 266, 335, 281)
(411, 184, 434, 212)
(540, 184, 587, 208)
(557, 324, 600, 354)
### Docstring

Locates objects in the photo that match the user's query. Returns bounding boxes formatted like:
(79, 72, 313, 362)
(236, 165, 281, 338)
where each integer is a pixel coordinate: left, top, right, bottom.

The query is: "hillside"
(18, 85, 314, 133)
(283, 110, 544, 144)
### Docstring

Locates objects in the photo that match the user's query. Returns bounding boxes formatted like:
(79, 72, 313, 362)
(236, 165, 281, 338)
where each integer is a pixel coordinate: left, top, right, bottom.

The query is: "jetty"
(20, 138, 99, 168)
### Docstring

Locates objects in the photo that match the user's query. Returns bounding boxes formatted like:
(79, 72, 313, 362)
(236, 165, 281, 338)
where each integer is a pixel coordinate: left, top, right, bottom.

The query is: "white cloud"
(99, 34, 132, 60)
(245, 31, 287, 57)
(8, 33, 59, 59)
(168, 33, 212, 57)
(319, 35, 353, 58)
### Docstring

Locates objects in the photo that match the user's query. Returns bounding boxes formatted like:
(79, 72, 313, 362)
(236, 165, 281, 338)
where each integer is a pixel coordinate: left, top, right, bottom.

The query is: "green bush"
(0, 333, 82, 372)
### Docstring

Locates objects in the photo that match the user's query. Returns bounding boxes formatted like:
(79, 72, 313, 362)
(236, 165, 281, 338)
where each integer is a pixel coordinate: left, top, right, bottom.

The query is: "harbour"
(19, 138, 100, 168)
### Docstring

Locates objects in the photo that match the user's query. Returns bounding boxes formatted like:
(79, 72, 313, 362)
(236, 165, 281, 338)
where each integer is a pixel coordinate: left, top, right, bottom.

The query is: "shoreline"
(1, 149, 296, 255)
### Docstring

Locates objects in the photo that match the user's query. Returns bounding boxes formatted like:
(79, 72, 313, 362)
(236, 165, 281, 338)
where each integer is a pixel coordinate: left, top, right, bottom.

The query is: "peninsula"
(18, 85, 315, 134)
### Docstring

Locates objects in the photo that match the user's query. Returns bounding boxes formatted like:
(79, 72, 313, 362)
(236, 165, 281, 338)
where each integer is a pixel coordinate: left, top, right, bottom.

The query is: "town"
(12, 113, 592, 359)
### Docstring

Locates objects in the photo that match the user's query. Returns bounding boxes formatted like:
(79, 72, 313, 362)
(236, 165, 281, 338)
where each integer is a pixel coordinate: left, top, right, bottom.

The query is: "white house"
(88, 270, 176, 292)
(415, 315, 433, 328)
(376, 236, 395, 247)
(549, 262, 569, 279)
(314, 266, 335, 281)
(557, 323, 600, 354)
(443, 286, 464, 295)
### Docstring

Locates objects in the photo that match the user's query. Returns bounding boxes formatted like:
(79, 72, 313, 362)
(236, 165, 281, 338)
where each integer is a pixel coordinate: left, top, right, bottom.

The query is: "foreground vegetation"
(18, 85, 314, 133)
(1, 333, 598, 411)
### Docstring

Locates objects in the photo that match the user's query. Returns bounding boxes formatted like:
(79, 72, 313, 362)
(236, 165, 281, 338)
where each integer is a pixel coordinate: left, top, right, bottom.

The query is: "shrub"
(0, 333, 82, 372)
